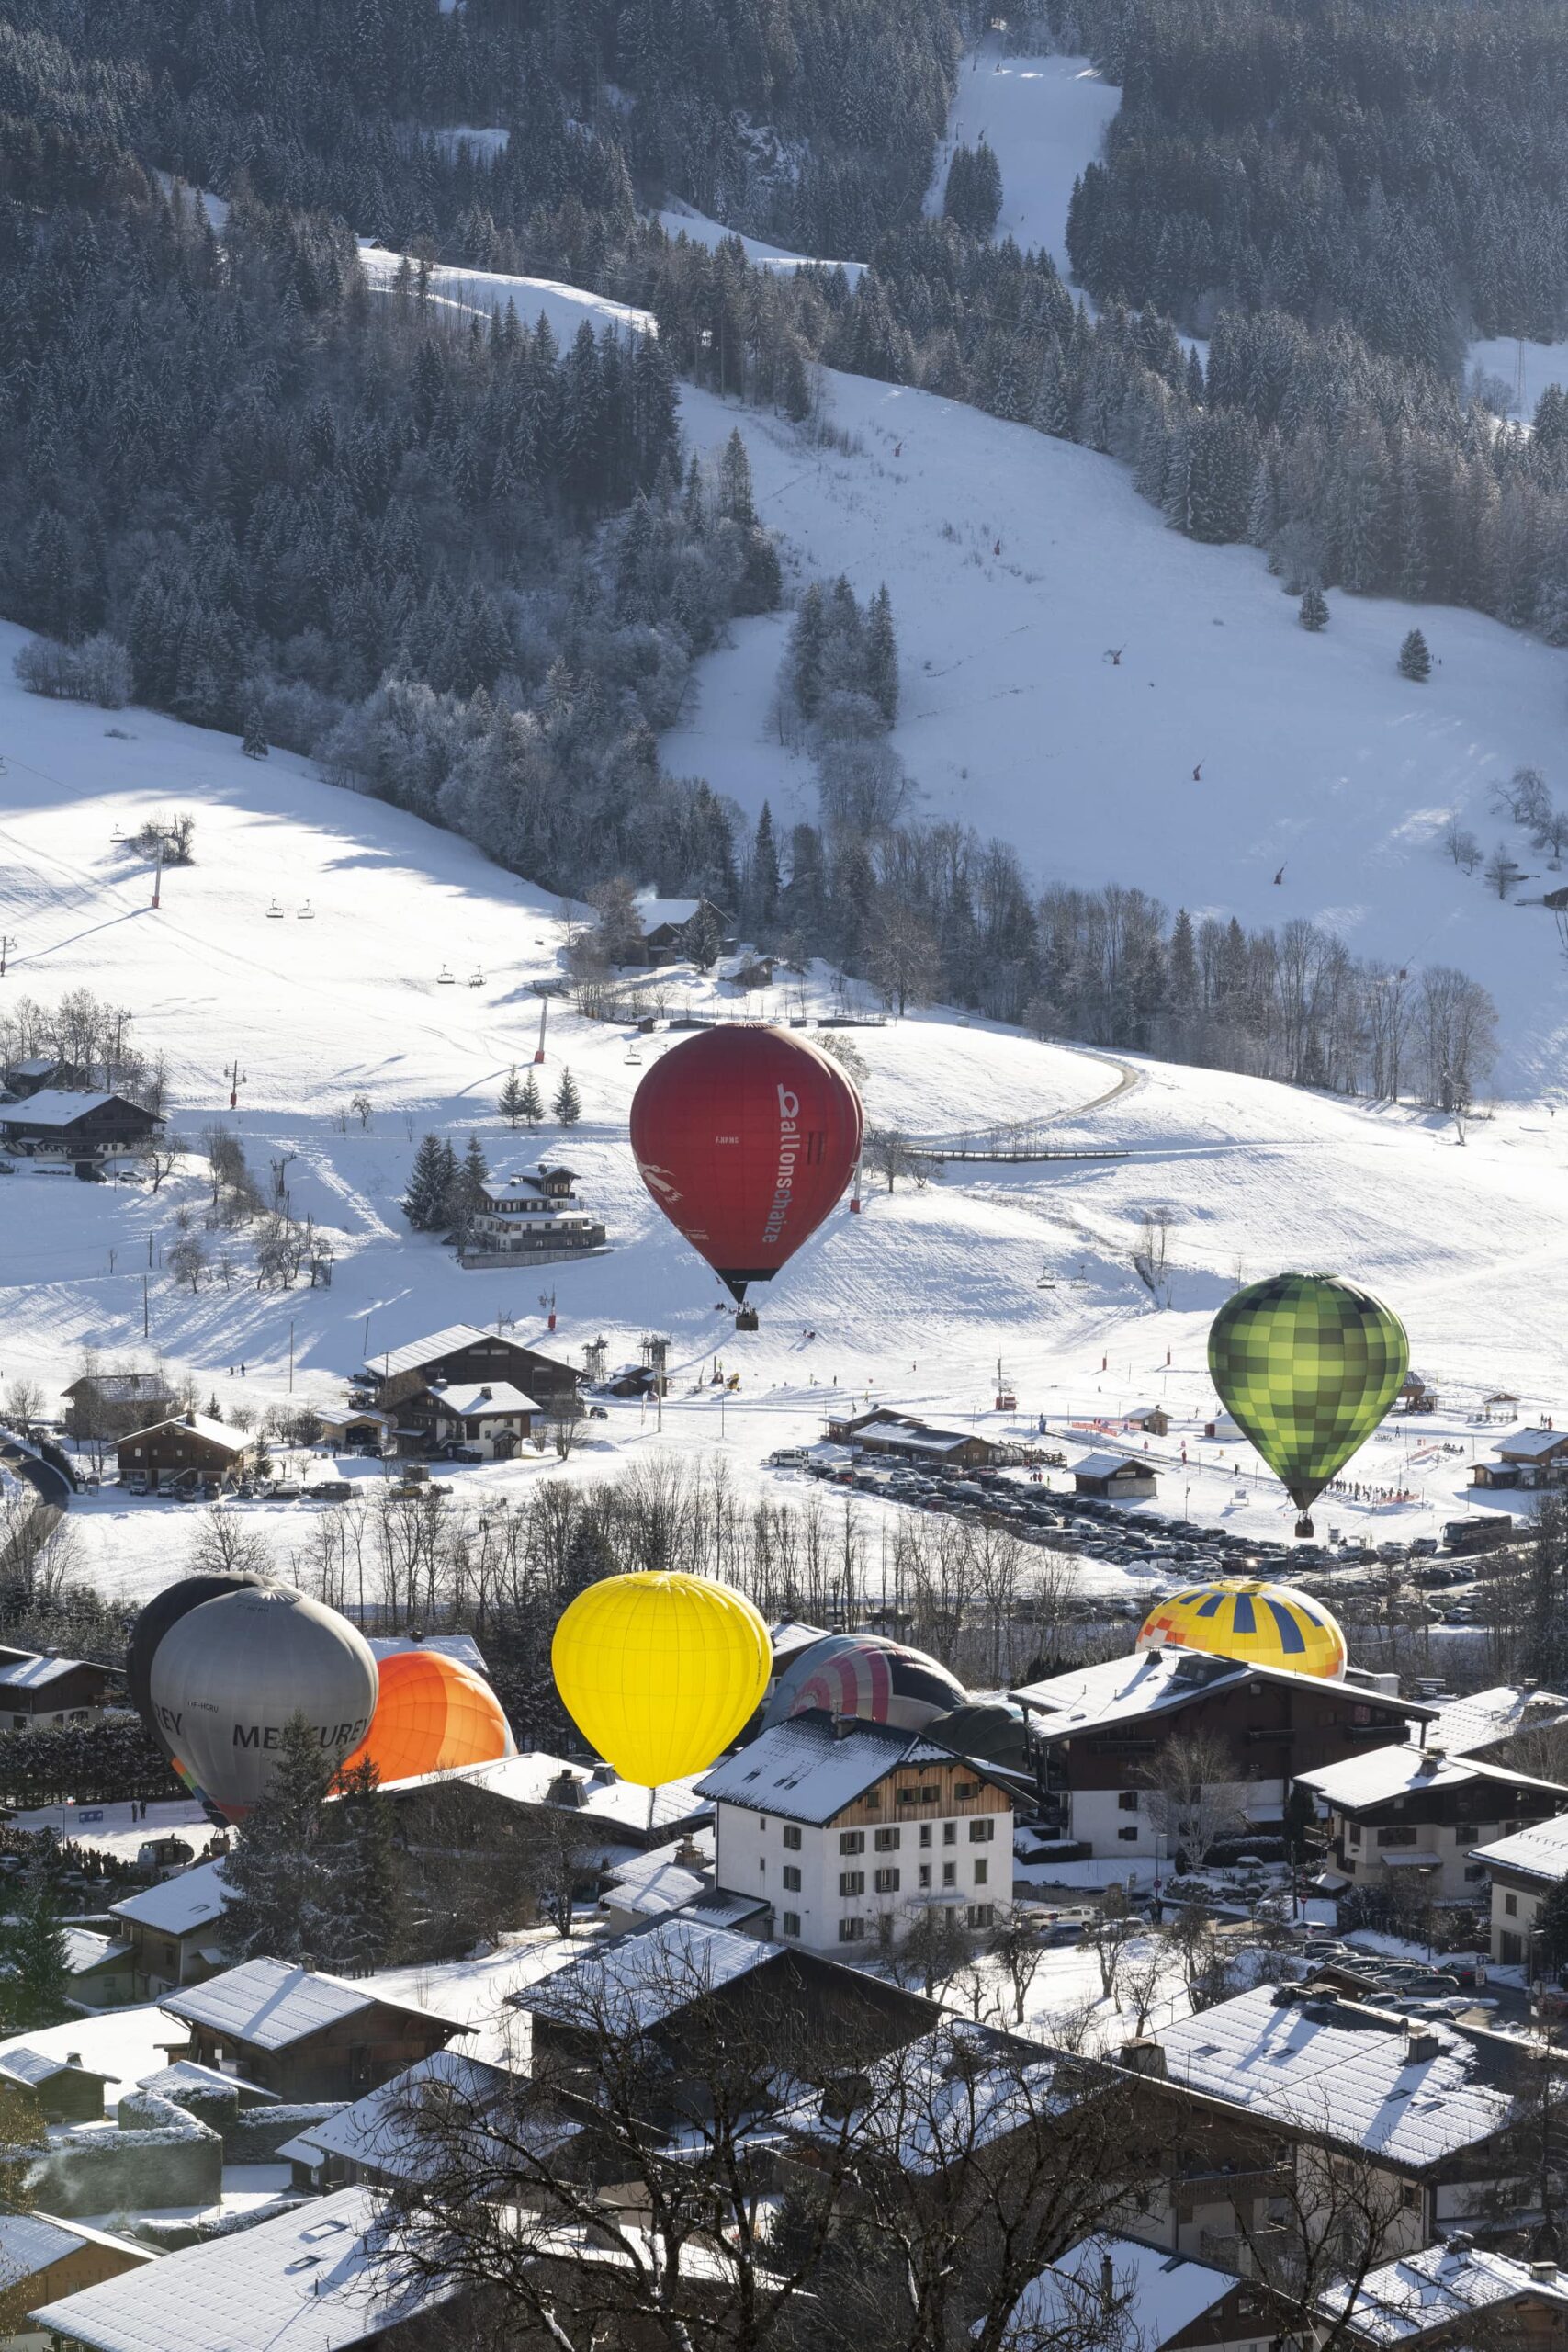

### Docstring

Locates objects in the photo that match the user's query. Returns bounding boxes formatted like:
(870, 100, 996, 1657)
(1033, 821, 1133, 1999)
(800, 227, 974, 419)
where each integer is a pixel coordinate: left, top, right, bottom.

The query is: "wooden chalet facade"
(115, 1412, 254, 1491)
(367, 1322, 581, 1429)
(0, 1090, 162, 1160)
(824, 1407, 1002, 1470)
(1013, 1649, 1423, 1859)
(0, 1647, 122, 1729)
(62, 1372, 175, 1439)
(161, 1959, 467, 2102)
(1296, 1743, 1568, 1904)
(1072, 1452, 1158, 1500)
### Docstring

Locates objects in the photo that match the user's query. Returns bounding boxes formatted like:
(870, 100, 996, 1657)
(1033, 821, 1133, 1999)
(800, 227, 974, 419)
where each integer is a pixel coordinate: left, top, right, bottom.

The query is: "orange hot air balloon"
(340, 1650, 514, 1786)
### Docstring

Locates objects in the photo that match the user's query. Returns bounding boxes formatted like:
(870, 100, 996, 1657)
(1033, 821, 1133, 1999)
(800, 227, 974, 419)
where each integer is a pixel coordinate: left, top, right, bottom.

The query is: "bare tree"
(2, 1381, 44, 1439)
(186, 1510, 275, 1578)
(141, 1135, 183, 1192)
(1138, 1728, 1251, 1870)
(547, 1396, 587, 1461)
(1130, 1206, 1175, 1305)
(1483, 842, 1517, 899)
(1085, 1883, 1135, 2004)
(988, 1906, 1050, 2025)
(865, 1125, 923, 1193)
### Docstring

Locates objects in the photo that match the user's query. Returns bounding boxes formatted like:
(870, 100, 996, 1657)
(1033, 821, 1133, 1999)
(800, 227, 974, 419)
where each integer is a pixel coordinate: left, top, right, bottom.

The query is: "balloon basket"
(735, 1306, 759, 1332)
(1293, 1513, 1314, 1539)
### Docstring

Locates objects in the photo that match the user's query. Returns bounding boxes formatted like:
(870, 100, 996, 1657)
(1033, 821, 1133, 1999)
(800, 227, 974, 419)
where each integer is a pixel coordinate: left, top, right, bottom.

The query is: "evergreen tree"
(519, 1070, 545, 1126)
(750, 802, 781, 925)
(325, 1758, 400, 1970)
(1299, 586, 1329, 630)
(864, 584, 898, 725)
(241, 706, 269, 760)
(437, 1138, 462, 1225)
(499, 1067, 526, 1127)
(402, 1133, 449, 1229)
(459, 1133, 490, 1225)
(1398, 628, 1431, 681)
(553, 1069, 582, 1125)
(1, 1858, 71, 2031)
(219, 1713, 342, 1963)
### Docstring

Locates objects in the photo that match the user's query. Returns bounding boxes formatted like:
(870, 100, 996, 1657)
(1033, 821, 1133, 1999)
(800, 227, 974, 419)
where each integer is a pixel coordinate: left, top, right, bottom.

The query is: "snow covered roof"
(0, 1089, 149, 1127)
(1318, 2239, 1568, 2341)
(515, 1915, 783, 2034)
(367, 1633, 489, 1679)
(110, 1858, 229, 1936)
(631, 892, 703, 932)
(1145, 1985, 1516, 2169)
(378, 1749, 710, 1832)
(1295, 1744, 1568, 1812)
(424, 1380, 540, 1418)
(161, 1957, 466, 2050)
(1005, 2233, 1239, 2350)
(62, 1373, 171, 1402)
(1498, 1427, 1568, 1459)
(1013, 1647, 1421, 1741)
(7, 1057, 59, 1079)
(139, 2057, 273, 2102)
(696, 1713, 1007, 1826)
(62, 1928, 131, 1974)
(32, 2186, 458, 2351)
(0, 2044, 117, 2086)
(1427, 1684, 1568, 1755)
(0, 2211, 151, 2284)
(1072, 1451, 1153, 1479)
(115, 1411, 250, 1453)
(603, 1831, 715, 1919)
(770, 1620, 832, 1662)
(0, 1654, 93, 1690)
(281, 2049, 565, 2186)
(779, 2021, 1069, 2173)
(1471, 1811, 1568, 1883)
(367, 1322, 491, 1377)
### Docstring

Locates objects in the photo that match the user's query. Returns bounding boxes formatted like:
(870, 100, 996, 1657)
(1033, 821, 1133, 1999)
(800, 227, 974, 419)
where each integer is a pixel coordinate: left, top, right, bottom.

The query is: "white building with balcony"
(695, 1712, 1016, 1954)
(457, 1164, 610, 1271)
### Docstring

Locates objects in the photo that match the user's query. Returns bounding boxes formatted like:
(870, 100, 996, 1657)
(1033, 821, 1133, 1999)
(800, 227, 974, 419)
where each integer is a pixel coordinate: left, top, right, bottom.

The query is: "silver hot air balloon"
(147, 1583, 378, 1819)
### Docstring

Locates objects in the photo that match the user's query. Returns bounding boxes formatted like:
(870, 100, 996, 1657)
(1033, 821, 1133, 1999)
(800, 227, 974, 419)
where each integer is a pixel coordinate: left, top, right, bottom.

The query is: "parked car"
(121, 1472, 150, 1496)
(307, 1479, 355, 1501)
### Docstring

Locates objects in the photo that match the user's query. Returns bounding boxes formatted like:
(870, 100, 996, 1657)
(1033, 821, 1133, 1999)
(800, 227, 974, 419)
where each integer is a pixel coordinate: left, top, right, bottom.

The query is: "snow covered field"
(3, 630, 1567, 1603)
(923, 48, 1119, 273)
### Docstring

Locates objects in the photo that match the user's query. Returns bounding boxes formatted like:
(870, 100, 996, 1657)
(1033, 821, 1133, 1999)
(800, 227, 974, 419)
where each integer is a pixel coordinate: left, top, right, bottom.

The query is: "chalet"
(513, 1911, 939, 2091)
(1012, 1648, 1425, 1860)
(1072, 1451, 1158, 1501)
(1423, 1681, 1568, 1765)
(61, 1372, 175, 1440)
(1111, 1982, 1543, 2258)
(1321, 2237, 1568, 2348)
(365, 1321, 580, 1418)
(114, 1411, 254, 1492)
(457, 1165, 609, 1271)
(377, 1750, 711, 1876)
(110, 1860, 231, 2000)
(1400, 1370, 1438, 1413)
(1472, 1426, 1568, 1489)
(619, 891, 732, 967)
(0, 1090, 162, 1162)
(695, 1712, 1014, 1951)
(311, 1405, 393, 1454)
(0, 2048, 116, 2124)
(1005, 2234, 1271, 2352)
(0, 1649, 121, 1730)
(33, 2187, 462, 2352)
(0, 2213, 152, 2330)
(1295, 1742, 1568, 1904)
(160, 1957, 469, 2102)
(600, 1832, 716, 1933)
(823, 1407, 1002, 1470)
(276, 2049, 559, 2196)
(420, 1379, 540, 1459)
(1, 1055, 61, 1098)
(59, 1928, 135, 2010)
(1470, 1812, 1568, 1966)
(1123, 1405, 1170, 1437)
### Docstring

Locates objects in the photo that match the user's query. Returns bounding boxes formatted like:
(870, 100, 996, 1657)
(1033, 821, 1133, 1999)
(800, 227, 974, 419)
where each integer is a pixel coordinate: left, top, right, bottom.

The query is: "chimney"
(1404, 2026, 1441, 2063)
(1446, 2231, 1474, 2256)
(1531, 2259, 1559, 2282)
(1100, 2251, 1115, 2305)
(831, 1713, 857, 1741)
(1118, 2037, 1167, 2078)
(65, 2052, 82, 2069)
(1416, 1745, 1444, 1774)
(674, 1837, 706, 1868)
(300, 1954, 315, 1975)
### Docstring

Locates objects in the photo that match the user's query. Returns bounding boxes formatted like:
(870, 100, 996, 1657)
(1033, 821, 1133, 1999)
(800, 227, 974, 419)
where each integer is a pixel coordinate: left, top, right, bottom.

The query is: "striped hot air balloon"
(763, 1633, 967, 1733)
(1135, 1577, 1347, 1679)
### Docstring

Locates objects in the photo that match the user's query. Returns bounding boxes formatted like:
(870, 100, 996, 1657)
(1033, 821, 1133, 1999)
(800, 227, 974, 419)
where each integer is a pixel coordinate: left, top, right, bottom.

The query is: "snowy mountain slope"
(356, 247, 656, 343)
(657, 201, 867, 283)
(922, 48, 1118, 273)
(3, 628, 1568, 1597)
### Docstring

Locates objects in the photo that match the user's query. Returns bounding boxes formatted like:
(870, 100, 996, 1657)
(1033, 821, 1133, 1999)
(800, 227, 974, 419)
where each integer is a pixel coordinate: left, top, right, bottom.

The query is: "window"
(919, 1825, 932, 1849)
(839, 1918, 864, 1943)
(1117, 1792, 1139, 1814)
(955, 1781, 982, 1801)
(874, 1867, 900, 1894)
(1348, 1824, 1361, 1846)
(965, 1904, 995, 1930)
(1377, 1826, 1417, 1848)
(943, 1822, 957, 1846)
(919, 1863, 931, 1889)
(783, 1866, 802, 1892)
(1501, 1930, 1523, 1964)
(1454, 1824, 1480, 1845)
(1464, 1862, 1486, 1882)
(942, 1860, 956, 1887)
(840, 1871, 865, 1896)
(840, 1831, 865, 1856)
(1505, 1892, 1519, 1917)
(1118, 1826, 1139, 1843)
(974, 1860, 988, 1885)
(783, 1825, 802, 1849)
(968, 1818, 995, 1844)
(874, 1826, 900, 1851)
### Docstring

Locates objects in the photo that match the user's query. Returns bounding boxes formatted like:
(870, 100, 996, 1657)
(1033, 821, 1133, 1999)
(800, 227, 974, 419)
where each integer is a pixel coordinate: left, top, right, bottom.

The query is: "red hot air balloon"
(630, 1025, 863, 1305)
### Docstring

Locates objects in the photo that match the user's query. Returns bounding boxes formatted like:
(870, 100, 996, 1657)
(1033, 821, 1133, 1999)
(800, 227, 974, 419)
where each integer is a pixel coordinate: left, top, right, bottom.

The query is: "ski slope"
(3, 628, 1568, 1599)
(923, 47, 1118, 274)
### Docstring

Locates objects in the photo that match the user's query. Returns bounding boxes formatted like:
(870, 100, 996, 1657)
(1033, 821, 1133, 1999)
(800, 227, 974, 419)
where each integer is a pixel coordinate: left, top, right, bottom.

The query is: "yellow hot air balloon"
(551, 1572, 773, 1786)
(1136, 1577, 1347, 1679)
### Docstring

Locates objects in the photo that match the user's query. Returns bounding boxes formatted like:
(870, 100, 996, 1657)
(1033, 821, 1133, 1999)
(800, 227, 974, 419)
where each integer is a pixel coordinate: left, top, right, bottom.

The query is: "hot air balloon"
(340, 1648, 514, 1786)
(129, 1572, 268, 1794)
(1136, 1577, 1347, 1679)
(762, 1632, 966, 1733)
(629, 1025, 863, 1318)
(1208, 1272, 1409, 1536)
(147, 1584, 378, 1821)
(551, 1572, 772, 1787)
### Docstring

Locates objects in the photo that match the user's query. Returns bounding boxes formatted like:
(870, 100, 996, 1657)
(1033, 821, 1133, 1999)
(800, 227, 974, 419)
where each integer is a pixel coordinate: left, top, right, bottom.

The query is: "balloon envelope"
(552, 1572, 772, 1786)
(1207, 1272, 1409, 1517)
(763, 1632, 966, 1733)
(128, 1573, 268, 1770)
(148, 1584, 378, 1820)
(340, 1649, 514, 1786)
(629, 1024, 863, 1301)
(1137, 1577, 1348, 1679)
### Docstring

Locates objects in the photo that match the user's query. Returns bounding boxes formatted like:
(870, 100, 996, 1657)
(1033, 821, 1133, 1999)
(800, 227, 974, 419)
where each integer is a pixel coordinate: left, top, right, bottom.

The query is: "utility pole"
(288, 1317, 295, 1394)
(0, 935, 15, 978)
(142, 1274, 149, 1339)
(152, 839, 164, 911)
(226, 1057, 246, 1112)
(535, 996, 548, 1065)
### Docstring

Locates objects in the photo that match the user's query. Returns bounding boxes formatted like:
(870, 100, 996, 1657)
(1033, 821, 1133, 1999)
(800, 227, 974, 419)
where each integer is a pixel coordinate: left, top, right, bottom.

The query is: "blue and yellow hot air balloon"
(1136, 1577, 1347, 1679)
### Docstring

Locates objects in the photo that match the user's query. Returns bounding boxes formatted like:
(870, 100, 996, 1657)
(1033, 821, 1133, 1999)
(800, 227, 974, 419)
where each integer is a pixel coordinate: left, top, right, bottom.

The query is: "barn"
(115, 1412, 255, 1492)
(0, 1090, 163, 1161)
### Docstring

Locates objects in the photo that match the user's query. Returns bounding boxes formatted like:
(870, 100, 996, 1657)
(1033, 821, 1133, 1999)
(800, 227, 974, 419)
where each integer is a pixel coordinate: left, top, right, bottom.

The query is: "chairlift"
(625, 1045, 643, 1066)
(297, 899, 315, 921)
(265, 899, 285, 920)
(110, 824, 126, 844)
(468, 967, 485, 988)
(436, 966, 456, 986)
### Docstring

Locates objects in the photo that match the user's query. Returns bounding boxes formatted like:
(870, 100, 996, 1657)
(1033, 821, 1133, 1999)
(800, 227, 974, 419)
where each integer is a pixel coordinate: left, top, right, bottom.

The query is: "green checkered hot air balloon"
(1208, 1272, 1409, 1538)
